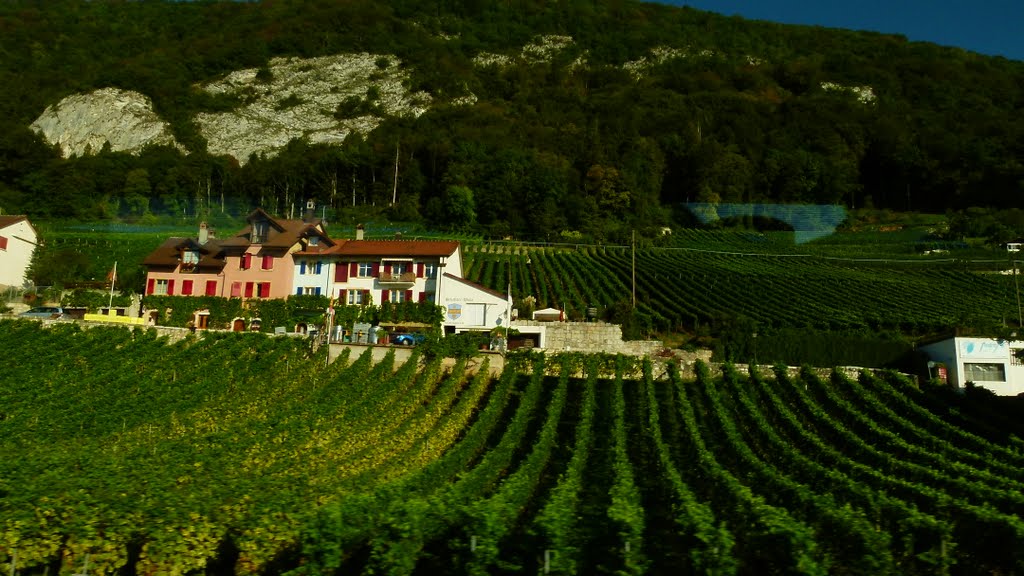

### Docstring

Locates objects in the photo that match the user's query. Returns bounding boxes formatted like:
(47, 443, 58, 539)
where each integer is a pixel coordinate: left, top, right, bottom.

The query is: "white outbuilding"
(920, 336, 1024, 395)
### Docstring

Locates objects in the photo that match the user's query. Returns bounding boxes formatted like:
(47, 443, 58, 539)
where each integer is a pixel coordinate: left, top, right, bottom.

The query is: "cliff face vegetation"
(1, 0, 1022, 241)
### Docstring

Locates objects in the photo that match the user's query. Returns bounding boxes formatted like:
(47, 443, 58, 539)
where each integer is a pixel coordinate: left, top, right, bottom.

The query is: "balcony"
(378, 271, 417, 284)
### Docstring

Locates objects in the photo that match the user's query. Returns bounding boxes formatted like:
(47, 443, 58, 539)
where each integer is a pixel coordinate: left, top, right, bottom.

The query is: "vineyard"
(4, 320, 1024, 574)
(462, 234, 1019, 333)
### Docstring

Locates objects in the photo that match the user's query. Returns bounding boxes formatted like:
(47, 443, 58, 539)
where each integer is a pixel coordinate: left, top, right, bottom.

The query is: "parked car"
(392, 332, 426, 346)
(19, 306, 66, 319)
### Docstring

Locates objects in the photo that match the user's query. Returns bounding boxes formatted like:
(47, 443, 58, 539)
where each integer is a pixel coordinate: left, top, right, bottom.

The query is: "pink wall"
(221, 248, 296, 299)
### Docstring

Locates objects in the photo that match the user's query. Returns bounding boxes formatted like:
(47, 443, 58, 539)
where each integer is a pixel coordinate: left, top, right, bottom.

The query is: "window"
(258, 282, 271, 298)
(424, 263, 437, 279)
(964, 363, 1006, 382)
(1012, 350, 1024, 367)
(389, 290, 408, 303)
(230, 282, 242, 297)
(308, 236, 319, 246)
(205, 280, 218, 296)
(182, 250, 200, 267)
(252, 221, 269, 244)
(300, 261, 323, 275)
(297, 286, 322, 296)
(390, 261, 410, 275)
(261, 255, 274, 270)
(241, 253, 253, 270)
(358, 262, 373, 277)
(347, 290, 363, 305)
(154, 279, 170, 295)
(181, 280, 194, 296)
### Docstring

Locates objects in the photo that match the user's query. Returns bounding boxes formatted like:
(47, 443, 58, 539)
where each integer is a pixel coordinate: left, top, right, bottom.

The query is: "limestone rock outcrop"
(29, 88, 181, 158)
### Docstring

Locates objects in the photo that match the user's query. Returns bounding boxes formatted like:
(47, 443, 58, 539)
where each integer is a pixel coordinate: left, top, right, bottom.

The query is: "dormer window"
(308, 236, 319, 246)
(252, 221, 269, 244)
(182, 250, 200, 266)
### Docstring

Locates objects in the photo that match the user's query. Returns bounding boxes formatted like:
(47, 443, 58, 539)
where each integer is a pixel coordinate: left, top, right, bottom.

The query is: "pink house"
(143, 209, 335, 300)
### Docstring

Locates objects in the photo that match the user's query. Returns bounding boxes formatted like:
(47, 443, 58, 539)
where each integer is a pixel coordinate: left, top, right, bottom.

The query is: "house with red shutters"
(143, 209, 511, 334)
(143, 208, 333, 300)
(323, 228, 461, 307)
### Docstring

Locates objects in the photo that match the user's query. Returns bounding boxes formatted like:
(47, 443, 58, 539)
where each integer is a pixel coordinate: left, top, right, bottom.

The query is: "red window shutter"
(262, 255, 273, 270)
(259, 282, 270, 298)
(230, 282, 241, 297)
(381, 289, 390, 302)
(336, 262, 348, 282)
(350, 262, 358, 277)
(338, 289, 347, 303)
(205, 280, 217, 296)
(419, 292, 427, 303)
(371, 263, 380, 277)
(167, 280, 175, 296)
(416, 263, 424, 278)
(244, 282, 254, 298)
(362, 289, 370, 303)
(242, 253, 252, 269)
(147, 278, 155, 295)
(182, 280, 194, 296)
(0, 236, 7, 250)
(384, 264, 392, 274)
(405, 289, 413, 301)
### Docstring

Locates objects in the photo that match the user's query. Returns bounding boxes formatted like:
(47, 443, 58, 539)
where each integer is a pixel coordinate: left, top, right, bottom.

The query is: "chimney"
(356, 223, 364, 240)
(198, 221, 209, 245)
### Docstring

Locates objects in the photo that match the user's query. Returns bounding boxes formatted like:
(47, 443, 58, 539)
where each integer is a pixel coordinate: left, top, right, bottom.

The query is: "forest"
(0, 0, 1022, 244)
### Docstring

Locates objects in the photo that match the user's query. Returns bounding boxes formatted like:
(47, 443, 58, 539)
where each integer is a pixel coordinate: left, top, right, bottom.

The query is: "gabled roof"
(0, 215, 31, 230)
(230, 218, 328, 250)
(142, 237, 226, 270)
(442, 272, 509, 300)
(334, 239, 460, 257)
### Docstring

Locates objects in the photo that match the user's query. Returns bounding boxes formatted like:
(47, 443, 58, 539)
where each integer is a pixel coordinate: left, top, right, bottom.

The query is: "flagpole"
(108, 261, 117, 310)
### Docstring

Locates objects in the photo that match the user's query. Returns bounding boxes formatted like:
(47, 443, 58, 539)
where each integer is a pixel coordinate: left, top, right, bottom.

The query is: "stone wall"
(525, 320, 664, 356)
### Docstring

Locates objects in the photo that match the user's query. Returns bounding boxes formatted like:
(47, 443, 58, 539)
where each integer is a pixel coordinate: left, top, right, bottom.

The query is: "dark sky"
(656, 1, 1024, 61)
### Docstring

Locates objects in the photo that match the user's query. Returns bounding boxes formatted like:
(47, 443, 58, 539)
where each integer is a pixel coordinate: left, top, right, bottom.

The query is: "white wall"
(293, 258, 331, 296)
(440, 276, 510, 331)
(0, 220, 36, 289)
(922, 337, 1024, 396)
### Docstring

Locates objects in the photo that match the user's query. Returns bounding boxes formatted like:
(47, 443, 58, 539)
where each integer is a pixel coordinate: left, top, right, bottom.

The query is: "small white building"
(439, 273, 512, 333)
(920, 336, 1024, 395)
(0, 215, 38, 290)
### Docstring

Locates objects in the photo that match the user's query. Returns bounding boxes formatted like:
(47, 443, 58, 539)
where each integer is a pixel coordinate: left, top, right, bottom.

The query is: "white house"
(0, 215, 38, 290)
(439, 273, 512, 333)
(328, 238, 461, 306)
(920, 336, 1024, 395)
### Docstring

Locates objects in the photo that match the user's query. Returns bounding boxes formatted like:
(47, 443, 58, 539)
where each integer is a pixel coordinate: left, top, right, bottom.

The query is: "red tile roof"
(332, 239, 459, 257)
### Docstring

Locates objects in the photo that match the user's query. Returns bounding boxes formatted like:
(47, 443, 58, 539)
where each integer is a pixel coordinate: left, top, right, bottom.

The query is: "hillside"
(4, 321, 1024, 574)
(0, 0, 1021, 242)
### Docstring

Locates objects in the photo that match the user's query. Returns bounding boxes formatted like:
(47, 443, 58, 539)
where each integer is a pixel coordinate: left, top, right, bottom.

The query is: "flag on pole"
(107, 261, 118, 310)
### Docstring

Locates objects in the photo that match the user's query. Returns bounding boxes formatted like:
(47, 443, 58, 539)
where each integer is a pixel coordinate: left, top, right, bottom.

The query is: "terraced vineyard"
(463, 239, 1018, 331)
(3, 320, 1024, 575)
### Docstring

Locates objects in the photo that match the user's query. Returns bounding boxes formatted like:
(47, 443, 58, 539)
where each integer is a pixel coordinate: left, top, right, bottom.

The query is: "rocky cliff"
(29, 87, 182, 157)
